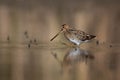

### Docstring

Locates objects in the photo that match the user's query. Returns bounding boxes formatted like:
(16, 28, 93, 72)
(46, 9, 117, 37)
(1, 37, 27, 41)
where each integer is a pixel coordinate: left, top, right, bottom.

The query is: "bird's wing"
(68, 29, 96, 41)
(76, 30, 88, 41)
(68, 29, 87, 41)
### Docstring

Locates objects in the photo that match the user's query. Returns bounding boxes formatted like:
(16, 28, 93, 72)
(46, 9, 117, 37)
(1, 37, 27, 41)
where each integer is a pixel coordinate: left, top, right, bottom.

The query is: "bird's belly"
(69, 38, 83, 45)
(64, 32, 88, 45)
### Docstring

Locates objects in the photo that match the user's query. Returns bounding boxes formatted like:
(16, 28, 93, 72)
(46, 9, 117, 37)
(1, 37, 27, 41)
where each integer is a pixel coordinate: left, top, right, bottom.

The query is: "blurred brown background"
(0, 0, 120, 80)
(0, 0, 120, 43)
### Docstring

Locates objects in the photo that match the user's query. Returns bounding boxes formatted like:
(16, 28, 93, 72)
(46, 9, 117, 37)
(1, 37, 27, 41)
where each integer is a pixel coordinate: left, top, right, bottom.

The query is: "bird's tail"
(87, 35, 96, 40)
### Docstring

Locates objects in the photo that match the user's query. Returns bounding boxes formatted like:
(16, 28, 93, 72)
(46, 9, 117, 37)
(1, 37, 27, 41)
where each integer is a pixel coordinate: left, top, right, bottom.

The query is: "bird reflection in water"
(63, 47, 94, 65)
(51, 47, 94, 67)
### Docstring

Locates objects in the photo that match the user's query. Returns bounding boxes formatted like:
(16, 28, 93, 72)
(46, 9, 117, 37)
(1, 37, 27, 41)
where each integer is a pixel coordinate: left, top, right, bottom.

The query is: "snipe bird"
(50, 24, 96, 45)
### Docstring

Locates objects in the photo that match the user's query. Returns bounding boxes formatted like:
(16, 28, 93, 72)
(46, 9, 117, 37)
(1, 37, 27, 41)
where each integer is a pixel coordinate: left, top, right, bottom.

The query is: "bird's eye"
(62, 24, 65, 27)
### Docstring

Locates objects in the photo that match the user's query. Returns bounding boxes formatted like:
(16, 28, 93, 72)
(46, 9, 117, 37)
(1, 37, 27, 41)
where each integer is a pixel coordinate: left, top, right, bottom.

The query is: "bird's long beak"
(50, 29, 63, 41)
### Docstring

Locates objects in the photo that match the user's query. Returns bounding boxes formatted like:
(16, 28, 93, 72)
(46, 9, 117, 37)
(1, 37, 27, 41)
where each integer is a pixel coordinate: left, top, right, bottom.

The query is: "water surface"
(0, 43, 120, 80)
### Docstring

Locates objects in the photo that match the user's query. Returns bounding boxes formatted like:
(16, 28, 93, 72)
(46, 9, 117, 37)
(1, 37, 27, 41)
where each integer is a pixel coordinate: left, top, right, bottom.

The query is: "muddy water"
(0, 43, 120, 80)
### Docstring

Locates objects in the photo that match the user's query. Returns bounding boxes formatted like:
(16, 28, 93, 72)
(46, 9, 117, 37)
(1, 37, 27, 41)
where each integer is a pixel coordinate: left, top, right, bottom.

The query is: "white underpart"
(69, 38, 82, 45)
(69, 38, 89, 45)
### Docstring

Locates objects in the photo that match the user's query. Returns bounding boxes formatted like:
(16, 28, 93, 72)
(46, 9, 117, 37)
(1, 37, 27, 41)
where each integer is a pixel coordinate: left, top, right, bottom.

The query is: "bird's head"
(61, 24, 69, 32)
(50, 24, 69, 41)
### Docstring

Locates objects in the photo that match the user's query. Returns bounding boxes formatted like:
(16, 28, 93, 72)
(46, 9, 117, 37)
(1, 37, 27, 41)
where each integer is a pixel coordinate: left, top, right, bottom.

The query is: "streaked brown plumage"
(50, 24, 96, 45)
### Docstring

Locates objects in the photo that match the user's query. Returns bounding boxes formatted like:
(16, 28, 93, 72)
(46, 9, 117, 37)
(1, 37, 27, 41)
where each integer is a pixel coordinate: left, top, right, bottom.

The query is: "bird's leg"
(60, 41, 76, 47)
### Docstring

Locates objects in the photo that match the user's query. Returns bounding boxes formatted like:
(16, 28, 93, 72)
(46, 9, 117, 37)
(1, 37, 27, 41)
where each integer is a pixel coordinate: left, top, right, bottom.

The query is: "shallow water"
(0, 43, 120, 80)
